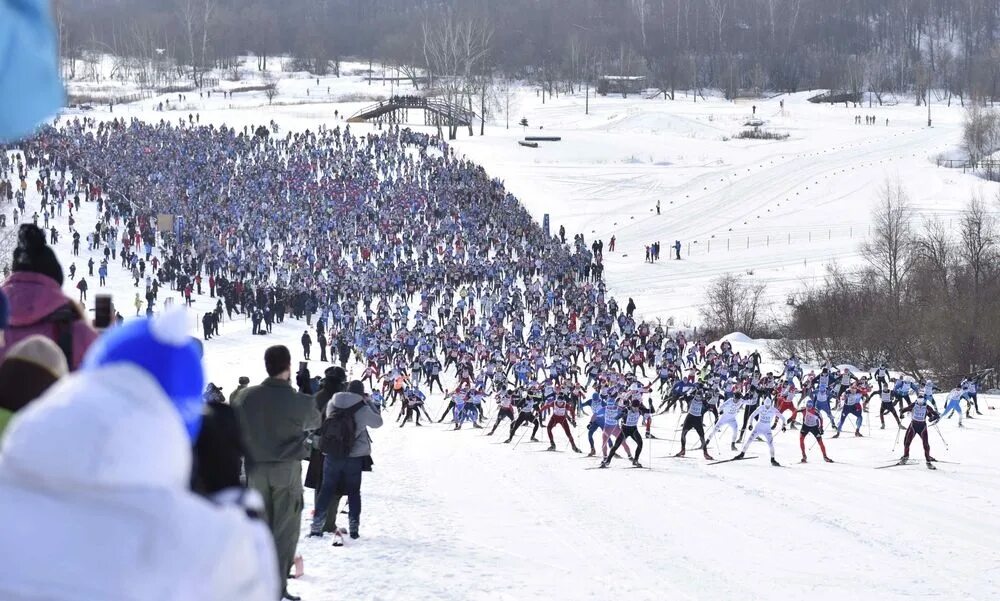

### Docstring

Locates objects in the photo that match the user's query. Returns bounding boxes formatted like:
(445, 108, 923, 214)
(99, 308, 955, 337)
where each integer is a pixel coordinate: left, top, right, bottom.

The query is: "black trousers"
(508, 412, 540, 440)
(679, 414, 706, 451)
(607, 425, 643, 461)
(879, 402, 901, 425)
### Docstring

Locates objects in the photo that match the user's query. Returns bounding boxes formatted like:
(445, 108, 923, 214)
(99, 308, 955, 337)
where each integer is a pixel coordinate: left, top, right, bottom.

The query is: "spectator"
(232, 345, 321, 601)
(304, 366, 347, 534)
(1, 224, 98, 369)
(0, 311, 278, 600)
(229, 376, 250, 403)
(309, 380, 383, 541)
(0, 335, 67, 440)
(301, 330, 312, 360)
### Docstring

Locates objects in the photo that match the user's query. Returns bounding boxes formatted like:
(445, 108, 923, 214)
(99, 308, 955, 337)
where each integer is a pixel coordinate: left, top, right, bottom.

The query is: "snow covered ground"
(8, 61, 999, 600)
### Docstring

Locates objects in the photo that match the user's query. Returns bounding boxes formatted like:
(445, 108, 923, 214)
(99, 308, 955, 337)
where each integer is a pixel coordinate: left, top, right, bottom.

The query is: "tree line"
(58, 0, 1000, 104)
(701, 183, 1000, 381)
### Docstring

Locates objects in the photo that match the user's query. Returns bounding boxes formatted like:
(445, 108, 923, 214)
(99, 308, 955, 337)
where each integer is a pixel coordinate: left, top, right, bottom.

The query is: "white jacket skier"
(0, 335, 278, 600)
(734, 397, 787, 465)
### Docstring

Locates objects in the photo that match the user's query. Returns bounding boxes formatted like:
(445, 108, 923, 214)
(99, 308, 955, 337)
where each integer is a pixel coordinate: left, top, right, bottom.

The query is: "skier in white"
(705, 393, 745, 452)
(733, 396, 787, 466)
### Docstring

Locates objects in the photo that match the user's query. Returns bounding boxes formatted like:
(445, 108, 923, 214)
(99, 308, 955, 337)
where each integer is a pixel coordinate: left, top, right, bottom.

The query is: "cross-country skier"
(488, 391, 517, 436)
(877, 389, 904, 430)
(798, 399, 833, 463)
(505, 392, 541, 443)
(705, 393, 745, 452)
(600, 399, 646, 468)
(831, 384, 864, 438)
(939, 388, 966, 427)
(898, 396, 940, 468)
(674, 386, 714, 460)
(733, 396, 787, 466)
(960, 378, 982, 416)
(540, 390, 581, 452)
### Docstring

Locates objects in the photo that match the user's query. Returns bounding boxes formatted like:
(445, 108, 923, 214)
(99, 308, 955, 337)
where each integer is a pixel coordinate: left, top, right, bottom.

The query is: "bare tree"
(700, 274, 769, 337)
(421, 12, 492, 139)
(862, 180, 916, 319)
(913, 217, 953, 289)
(962, 104, 1000, 164)
(958, 194, 998, 293)
(263, 74, 278, 104)
(176, 0, 217, 88)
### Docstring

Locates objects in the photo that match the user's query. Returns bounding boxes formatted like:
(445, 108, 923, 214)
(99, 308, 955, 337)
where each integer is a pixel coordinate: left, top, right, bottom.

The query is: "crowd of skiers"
(0, 111, 993, 601)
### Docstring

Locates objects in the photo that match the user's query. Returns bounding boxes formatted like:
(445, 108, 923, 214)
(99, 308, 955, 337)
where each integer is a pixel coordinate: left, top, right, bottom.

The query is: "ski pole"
(482, 413, 498, 436)
(933, 422, 950, 450)
(891, 423, 903, 453)
(512, 421, 530, 450)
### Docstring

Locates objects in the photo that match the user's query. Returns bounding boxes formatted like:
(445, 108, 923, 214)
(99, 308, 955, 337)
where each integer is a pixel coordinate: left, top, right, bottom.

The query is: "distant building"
(597, 75, 646, 96)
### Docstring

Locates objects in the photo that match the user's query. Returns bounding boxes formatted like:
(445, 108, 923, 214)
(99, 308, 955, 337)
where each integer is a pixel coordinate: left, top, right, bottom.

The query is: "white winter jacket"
(0, 364, 279, 601)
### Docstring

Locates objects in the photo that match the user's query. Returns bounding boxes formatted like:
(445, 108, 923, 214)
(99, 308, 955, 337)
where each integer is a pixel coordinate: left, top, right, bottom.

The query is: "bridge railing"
(347, 96, 477, 125)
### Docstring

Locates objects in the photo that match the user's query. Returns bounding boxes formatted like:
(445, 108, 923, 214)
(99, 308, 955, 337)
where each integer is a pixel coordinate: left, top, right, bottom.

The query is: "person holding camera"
(308, 380, 382, 544)
(232, 345, 321, 601)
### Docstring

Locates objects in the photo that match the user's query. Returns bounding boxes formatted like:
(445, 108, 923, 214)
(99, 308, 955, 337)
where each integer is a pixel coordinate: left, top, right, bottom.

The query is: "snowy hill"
(7, 62, 999, 600)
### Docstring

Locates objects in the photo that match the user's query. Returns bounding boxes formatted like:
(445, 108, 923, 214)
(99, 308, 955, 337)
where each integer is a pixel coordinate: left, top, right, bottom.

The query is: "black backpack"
(319, 402, 364, 458)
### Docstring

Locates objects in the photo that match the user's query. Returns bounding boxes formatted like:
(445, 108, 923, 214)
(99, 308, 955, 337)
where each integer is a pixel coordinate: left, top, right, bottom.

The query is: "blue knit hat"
(82, 310, 206, 440)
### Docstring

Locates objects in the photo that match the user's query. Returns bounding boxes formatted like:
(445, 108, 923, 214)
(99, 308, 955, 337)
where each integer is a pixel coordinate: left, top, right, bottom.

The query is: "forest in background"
(56, 0, 1000, 105)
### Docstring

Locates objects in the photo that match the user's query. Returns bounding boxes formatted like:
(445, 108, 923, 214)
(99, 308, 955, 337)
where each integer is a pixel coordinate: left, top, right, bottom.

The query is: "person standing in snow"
(232, 345, 321, 601)
(301, 330, 312, 360)
(308, 380, 383, 543)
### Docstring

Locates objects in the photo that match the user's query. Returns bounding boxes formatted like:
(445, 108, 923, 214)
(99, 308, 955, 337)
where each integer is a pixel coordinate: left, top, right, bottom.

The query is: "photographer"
(308, 380, 382, 543)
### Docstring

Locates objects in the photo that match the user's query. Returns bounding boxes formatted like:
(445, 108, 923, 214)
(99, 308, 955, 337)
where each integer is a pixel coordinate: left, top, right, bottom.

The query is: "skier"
(831, 384, 864, 438)
(960, 378, 982, 416)
(539, 390, 581, 452)
(674, 386, 713, 460)
(877, 388, 904, 430)
(601, 399, 646, 468)
(898, 396, 940, 468)
(798, 399, 833, 463)
(505, 392, 541, 444)
(872, 363, 889, 393)
(733, 396, 787, 466)
(705, 393, 744, 452)
(488, 391, 517, 436)
(939, 387, 966, 427)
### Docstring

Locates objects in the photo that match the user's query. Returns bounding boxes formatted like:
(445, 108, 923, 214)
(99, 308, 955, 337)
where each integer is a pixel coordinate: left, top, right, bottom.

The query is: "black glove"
(191, 401, 247, 496)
